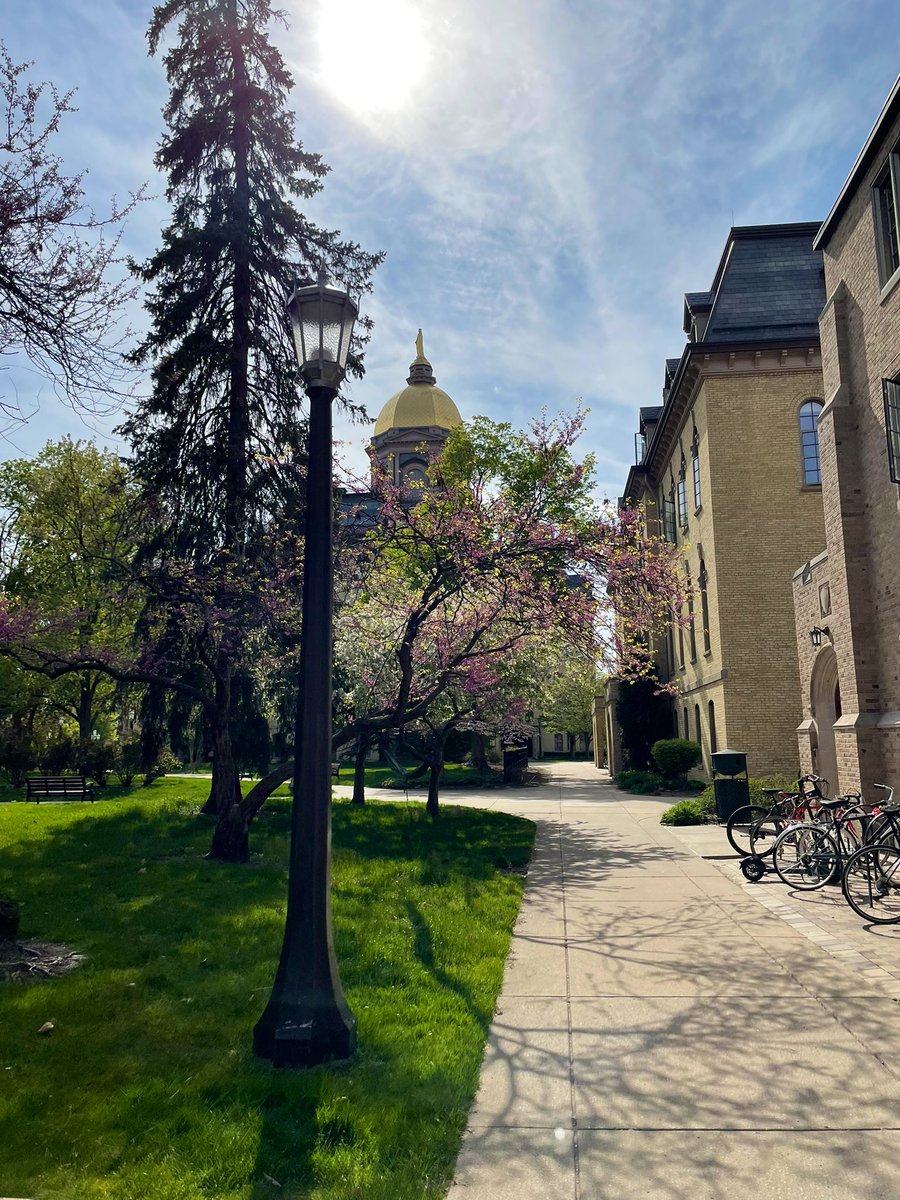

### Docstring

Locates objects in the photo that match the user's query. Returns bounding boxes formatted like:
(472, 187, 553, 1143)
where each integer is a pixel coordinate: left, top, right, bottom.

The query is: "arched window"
(683, 707, 689, 739)
(687, 577, 697, 662)
(692, 430, 702, 509)
(799, 400, 824, 485)
(708, 700, 717, 753)
(677, 458, 688, 529)
(699, 561, 711, 654)
(694, 703, 702, 750)
(677, 608, 685, 668)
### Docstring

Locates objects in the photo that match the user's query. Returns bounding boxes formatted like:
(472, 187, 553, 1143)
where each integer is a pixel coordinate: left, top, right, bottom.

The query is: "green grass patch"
(352, 762, 503, 790)
(0, 779, 534, 1199)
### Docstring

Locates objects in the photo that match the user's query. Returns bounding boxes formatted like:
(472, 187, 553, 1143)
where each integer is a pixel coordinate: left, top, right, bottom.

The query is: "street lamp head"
(809, 625, 830, 649)
(287, 266, 358, 392)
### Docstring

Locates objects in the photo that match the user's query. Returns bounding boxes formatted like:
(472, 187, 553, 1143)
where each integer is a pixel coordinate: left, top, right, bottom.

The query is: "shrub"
(142, 746, 180, 787)
(696, 773, 797, 815)
(651, 738, 702, 784)
(616, 769, 663, 794)
(0, 736, 36, 787)
(113, 738, 142, 787)
(42, 737, 77, 774)
(660, 798, 711, 825)
(77, 741, 117, 786)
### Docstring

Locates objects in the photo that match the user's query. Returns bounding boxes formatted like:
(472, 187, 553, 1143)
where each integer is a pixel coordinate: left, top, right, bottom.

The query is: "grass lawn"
(354, 762, 503, 790)
(0, 778, 534, 1200)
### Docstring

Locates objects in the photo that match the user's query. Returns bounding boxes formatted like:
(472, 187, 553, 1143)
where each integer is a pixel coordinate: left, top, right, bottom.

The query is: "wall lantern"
(809, 625, 830, 649)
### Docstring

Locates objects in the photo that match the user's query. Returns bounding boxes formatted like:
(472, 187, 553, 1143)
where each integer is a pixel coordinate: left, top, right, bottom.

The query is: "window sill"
(694, 505, 702, 516)
(800, 483, 822, 492)
(704, 650, 713, 659)
(880, 265, 900, 305)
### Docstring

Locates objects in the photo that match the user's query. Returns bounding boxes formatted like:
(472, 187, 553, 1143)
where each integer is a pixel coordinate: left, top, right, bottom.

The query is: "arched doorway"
(810, 646, 840, 795)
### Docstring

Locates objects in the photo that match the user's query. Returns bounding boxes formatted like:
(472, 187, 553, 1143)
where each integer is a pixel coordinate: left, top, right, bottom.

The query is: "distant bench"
(331, 762, 341, 781)
(26, 775, 96, 804)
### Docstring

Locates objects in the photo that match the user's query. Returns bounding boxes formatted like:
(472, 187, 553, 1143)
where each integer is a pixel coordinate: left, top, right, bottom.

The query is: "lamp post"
(253, 270, 358, 1068)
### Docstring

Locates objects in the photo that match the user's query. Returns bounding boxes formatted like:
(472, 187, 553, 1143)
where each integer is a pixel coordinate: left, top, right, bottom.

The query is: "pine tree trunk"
(426, 750, 444, 818)
(202, 698, 240, 817)
(208, 794, 250, 863)
(352, 735, 370, 805)
(207, 719, 248, 861)
(224, 0, 251, 549)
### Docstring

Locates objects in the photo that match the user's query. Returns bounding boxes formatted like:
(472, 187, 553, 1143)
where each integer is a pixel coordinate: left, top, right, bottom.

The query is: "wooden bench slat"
(26, 775, 95, 803)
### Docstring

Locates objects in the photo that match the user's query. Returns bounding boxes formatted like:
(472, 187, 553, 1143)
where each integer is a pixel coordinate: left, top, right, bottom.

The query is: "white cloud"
(4, 0, 900, 509)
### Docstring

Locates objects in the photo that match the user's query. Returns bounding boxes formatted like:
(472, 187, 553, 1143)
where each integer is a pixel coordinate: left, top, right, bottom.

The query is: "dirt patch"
(0, 940, 85, 983)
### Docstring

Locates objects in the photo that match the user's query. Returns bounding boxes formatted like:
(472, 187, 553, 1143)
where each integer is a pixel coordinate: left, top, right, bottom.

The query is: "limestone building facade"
(792, 76, 900, 795)
(618, 224, 827, 778)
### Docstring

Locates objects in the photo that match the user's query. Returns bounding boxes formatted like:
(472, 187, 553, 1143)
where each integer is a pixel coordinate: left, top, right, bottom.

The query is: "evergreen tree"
(123, 0, 382, 552)
(118, 0, 382, 854)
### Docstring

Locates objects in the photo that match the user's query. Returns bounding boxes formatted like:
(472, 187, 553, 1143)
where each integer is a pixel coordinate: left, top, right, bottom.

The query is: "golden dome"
(373, 331, 462, 436)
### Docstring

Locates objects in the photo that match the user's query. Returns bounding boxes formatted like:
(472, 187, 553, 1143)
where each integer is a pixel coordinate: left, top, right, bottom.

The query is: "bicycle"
(726, 774, 825, 858)
(771, 791, 872, 891)
(841, 787, 900, 922)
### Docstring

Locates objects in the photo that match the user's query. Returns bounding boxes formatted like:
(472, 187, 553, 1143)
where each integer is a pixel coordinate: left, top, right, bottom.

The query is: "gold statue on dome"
(415, 328, 425, 361)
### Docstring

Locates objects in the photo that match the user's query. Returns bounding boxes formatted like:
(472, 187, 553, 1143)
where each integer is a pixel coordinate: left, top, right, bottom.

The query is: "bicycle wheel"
(843, 845, 900, 923)
(749, 812, 789, 857)
(726, 806, 770, 856)
(773, 824, 839, 890)
(864, 813, 900, 851)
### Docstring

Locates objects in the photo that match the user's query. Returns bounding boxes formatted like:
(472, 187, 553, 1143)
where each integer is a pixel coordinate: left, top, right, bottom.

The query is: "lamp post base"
(253, 1001, 356, 1068)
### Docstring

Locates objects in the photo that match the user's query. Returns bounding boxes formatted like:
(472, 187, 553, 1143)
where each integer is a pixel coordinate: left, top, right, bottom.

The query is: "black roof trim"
(815, 75, 900, 250)
(640, 405, 663, 423)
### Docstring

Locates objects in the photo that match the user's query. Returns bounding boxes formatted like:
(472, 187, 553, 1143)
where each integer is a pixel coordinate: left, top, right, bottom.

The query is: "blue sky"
(3, 0, 900, 499)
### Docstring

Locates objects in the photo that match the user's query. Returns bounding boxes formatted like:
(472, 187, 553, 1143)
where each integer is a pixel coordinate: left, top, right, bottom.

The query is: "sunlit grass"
(0, 779, 534, 1199)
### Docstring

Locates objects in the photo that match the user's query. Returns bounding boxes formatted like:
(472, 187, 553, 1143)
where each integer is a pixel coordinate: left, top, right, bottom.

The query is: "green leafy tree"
(0, 439, 139, 745)
(541, 655, 600, 756)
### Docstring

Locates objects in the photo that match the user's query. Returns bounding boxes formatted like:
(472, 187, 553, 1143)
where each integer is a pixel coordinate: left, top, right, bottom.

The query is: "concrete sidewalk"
(445, 762, 900, 1199)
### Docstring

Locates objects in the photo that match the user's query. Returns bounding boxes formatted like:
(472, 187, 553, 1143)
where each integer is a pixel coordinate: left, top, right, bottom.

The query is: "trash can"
(711, 749, 749, 822)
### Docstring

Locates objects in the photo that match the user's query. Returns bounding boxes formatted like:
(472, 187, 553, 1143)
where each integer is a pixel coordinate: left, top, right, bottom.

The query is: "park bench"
(26, 775, 96, 804)
(331, 761, 341, 781)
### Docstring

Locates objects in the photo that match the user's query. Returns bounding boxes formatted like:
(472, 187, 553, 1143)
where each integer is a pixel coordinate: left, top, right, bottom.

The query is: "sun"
(315, 0, 430, 116)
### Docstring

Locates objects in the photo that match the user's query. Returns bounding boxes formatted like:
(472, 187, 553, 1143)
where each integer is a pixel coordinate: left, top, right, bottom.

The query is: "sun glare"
(315, 0, 430, 116)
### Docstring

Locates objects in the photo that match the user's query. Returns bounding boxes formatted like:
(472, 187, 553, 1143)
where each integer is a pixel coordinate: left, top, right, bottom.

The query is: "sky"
(3, 0, 900, 500)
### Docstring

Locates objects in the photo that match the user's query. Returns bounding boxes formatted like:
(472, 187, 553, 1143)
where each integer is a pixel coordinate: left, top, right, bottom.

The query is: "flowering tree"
(239, 409, 683, 824)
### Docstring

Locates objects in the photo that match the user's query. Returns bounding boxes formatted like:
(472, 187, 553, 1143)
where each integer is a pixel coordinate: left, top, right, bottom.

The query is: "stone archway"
(810, 645, 840, 795)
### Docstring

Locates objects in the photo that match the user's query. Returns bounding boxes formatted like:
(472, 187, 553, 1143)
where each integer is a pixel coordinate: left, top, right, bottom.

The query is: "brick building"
(792, 76, 900, 795)
(613, 223, 826, 778)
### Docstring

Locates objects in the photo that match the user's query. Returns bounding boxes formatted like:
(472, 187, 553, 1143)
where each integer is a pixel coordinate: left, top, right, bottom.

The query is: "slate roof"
(640, 405, 663, 423)
(702, 224, 824, 344)
(684, 291, 713, 313)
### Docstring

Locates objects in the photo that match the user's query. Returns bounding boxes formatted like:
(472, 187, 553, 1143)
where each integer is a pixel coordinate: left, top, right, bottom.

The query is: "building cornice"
(640, 339, 822, 485)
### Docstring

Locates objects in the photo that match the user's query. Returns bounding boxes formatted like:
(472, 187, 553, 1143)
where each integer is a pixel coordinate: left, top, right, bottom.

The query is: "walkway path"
(407, 761, 900, 1199)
